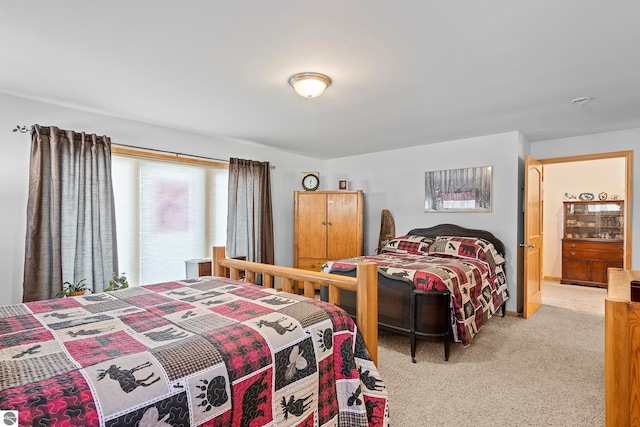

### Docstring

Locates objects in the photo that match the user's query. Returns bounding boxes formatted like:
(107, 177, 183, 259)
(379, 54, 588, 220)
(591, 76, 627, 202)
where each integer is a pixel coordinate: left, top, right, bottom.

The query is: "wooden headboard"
(408, 223, 506, 255)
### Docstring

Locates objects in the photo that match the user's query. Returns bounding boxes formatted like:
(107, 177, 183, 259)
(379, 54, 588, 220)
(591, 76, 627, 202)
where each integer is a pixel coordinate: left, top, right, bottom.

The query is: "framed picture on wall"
(338, 179, 348, 190)
(424, 166, 492, 212)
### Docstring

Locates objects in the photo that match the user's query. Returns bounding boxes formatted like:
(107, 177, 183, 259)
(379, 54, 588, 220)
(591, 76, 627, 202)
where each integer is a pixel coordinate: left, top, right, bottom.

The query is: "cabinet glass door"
(563, 201, 623, 240)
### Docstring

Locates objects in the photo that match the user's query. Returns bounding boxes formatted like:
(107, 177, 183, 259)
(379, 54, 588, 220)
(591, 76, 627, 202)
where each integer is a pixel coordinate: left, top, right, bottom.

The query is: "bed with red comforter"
(0, 276, 388, 426)
(322, 224, 509, 361)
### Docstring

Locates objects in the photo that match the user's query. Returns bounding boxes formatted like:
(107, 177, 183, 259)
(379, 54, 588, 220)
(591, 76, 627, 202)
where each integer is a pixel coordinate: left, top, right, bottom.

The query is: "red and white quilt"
(0, 277, 388, 426)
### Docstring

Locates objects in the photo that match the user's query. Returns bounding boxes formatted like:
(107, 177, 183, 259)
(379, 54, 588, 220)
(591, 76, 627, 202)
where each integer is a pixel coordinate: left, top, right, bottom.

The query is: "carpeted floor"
(376, 304, 604, 426)
(542, 280, 606, 316)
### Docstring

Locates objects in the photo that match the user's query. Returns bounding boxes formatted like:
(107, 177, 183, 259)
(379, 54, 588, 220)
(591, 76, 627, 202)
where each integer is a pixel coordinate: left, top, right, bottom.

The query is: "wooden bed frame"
(324, 223, 507, 362)
(212, 246, 380, 364)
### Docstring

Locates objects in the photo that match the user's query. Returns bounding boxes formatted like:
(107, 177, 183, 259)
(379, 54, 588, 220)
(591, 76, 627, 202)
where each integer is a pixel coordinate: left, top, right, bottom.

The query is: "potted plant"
(56, 278, 88, 297)
(105, 272, 129, 292)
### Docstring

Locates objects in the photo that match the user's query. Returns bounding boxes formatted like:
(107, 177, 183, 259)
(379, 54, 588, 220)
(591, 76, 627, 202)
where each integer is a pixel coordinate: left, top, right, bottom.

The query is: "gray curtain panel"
(22, 125, 118, 302)
(226, 158, 274, 264)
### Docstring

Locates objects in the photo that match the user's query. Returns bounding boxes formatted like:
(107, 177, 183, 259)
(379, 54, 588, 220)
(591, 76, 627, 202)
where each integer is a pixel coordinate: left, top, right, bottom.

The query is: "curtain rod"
(12, 125, 275, 169)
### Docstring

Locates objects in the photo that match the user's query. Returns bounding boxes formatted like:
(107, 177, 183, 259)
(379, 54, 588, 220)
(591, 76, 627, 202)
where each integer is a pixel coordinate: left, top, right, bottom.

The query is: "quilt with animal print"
(324, 251, 508, 346)
(0, 277, 388, 426)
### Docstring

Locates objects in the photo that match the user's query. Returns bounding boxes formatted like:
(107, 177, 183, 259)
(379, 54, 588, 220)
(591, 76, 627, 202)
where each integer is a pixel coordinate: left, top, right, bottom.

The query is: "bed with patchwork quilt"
(322, 223, 509, 362)
(0, 276, 388, 426)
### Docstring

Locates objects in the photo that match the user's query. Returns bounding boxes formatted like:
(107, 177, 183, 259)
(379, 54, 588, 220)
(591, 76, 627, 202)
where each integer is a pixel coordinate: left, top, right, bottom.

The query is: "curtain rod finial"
(13, 125, 29, 133)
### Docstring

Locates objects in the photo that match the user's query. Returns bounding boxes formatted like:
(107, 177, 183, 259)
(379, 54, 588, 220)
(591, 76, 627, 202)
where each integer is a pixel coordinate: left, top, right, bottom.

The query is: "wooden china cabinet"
(561, 200, 624, 288)
(294, 190, 364, 272)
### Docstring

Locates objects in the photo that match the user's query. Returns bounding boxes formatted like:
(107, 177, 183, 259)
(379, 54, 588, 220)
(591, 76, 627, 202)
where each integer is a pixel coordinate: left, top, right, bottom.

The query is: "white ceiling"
(2, 1, 639, 159)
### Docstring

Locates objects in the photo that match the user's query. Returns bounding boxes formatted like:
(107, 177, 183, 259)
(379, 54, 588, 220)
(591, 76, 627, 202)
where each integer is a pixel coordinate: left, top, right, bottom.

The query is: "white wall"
(4, 91, 636, 312)
(531, 129, 639, 271)
(543, 159, 626, 279)
(324, 131, 523, 313)
(0, 93, 323, 304)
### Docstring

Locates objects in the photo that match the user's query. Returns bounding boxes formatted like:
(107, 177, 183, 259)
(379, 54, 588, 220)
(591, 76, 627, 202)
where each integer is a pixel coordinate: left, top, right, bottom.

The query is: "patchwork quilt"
(325, 251, 509, 346)
(0, 277, 388, 426)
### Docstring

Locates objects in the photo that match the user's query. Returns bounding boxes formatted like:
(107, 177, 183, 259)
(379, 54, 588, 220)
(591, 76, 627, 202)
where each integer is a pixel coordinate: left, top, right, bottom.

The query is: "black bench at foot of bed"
(322, 271, 454, 362)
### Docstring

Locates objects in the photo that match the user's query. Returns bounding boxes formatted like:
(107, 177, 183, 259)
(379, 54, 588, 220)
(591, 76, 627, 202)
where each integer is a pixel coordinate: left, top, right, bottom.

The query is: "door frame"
(536, 150, 633, 271)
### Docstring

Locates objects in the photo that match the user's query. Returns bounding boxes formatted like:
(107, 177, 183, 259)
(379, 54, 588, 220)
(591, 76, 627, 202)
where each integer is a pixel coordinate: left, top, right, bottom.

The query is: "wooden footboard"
(212, 247, 380, 365)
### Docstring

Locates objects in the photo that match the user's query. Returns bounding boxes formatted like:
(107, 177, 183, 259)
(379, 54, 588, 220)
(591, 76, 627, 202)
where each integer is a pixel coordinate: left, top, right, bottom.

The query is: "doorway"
(535, 151, 632, 314)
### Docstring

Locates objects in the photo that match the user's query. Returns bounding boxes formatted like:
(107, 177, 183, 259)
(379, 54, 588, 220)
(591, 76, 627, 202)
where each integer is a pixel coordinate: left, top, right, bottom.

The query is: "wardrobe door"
(327, 192, 363, 259)
(295, 192, 328, 261)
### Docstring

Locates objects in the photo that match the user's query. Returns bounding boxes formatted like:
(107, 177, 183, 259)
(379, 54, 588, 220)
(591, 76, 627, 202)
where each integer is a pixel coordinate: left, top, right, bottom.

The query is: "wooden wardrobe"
(294, 190, 364, 272)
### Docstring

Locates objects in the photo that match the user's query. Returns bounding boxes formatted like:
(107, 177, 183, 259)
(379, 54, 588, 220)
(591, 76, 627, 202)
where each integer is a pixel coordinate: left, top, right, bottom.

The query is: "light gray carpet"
(376, 305, 604, 426)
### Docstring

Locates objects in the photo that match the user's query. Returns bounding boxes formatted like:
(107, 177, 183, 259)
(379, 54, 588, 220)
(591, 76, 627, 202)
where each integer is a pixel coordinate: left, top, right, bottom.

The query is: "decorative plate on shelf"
(578, 192, 595, 201)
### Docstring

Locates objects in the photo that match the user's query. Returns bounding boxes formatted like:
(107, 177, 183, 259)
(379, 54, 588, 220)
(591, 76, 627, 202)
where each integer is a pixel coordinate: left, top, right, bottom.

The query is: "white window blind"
(111, 150, 228, 286)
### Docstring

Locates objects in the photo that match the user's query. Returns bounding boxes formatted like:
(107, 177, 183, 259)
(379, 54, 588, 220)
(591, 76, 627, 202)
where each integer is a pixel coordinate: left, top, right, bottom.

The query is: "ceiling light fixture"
(571, 96, 593, 106)
(288, 72, 331, 98)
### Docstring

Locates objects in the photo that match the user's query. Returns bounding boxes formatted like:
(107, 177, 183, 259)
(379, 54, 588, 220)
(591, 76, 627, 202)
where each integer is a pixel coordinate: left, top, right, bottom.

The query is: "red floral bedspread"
(0, 277, 388, 426)
(325, 253, 509, 346)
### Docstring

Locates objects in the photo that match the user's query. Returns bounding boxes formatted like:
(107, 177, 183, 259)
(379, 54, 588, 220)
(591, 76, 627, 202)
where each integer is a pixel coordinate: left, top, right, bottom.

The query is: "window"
(111, 147, 228, 286)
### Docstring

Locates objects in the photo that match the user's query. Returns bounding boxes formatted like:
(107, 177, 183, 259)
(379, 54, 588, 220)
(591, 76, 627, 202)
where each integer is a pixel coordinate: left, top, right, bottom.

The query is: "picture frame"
(424, 166, 492, 212)
(338, 179, 348, 190)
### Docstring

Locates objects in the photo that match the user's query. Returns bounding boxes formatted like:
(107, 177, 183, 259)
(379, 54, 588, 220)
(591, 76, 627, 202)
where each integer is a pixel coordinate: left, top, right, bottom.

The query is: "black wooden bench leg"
(501, 302, 506, 317)
(411, 334, 417, 363)
(443, 335, 450, 361)
(411, 291, 417, 363)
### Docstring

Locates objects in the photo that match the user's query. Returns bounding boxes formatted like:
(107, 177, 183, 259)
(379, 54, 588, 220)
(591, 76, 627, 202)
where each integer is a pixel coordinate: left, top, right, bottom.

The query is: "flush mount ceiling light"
(571, 96, 593, 106)
(288, 72, 332, 98)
